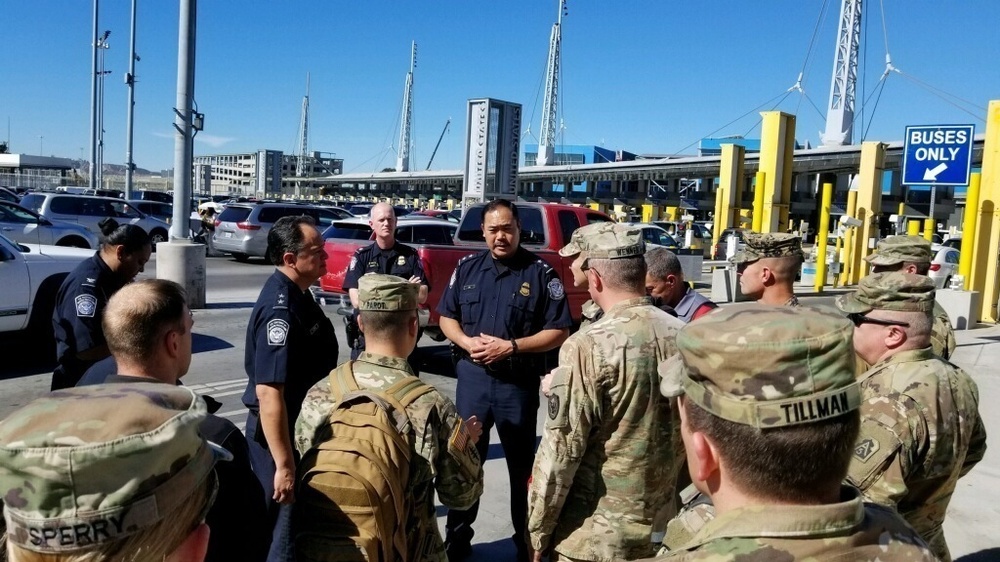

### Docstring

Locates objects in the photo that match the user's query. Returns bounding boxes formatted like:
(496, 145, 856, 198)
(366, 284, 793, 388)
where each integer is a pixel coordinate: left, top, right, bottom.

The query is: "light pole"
(88, 1, 99, 189)
(39, 136, 43, 155)
(96, 30, 110, 190)
(124, 0, 138, 199)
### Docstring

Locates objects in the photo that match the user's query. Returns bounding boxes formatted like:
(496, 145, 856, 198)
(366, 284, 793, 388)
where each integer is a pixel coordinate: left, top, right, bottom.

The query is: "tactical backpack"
(294, 361, 433, 562)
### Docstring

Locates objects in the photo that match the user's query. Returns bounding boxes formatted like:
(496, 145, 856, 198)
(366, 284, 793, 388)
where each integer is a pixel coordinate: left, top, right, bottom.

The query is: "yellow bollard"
(923, 218, 935, 242)
(752, 172, 766, 232)
(839, 190, 858, 286)
(907, 220, 921, 235)
(833, 235, 843, 288)
(959, 173, 981, 289)
(815, 182, 833, 293)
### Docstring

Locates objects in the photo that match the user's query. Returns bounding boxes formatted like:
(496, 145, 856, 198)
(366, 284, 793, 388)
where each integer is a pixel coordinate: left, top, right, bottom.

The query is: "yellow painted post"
(641, 203, 653, 223)
(971, 100, 1000, 321)
(712, 187, 724, 249)
(897, 201, 906, 235)
(665, 206, 678, 221)
(959, 173, 981, 289)
(839, 190, 858, 286)
(907, 220, 921, 235)
(833, 236, 842, 288)
(851, 142, 886, 284)
(815, 182, 833, 292)
(758, 111, 796, 233)
(752, 171, 766, 232)
(717, 143, 745, 244)
(923, 219, 935, 242)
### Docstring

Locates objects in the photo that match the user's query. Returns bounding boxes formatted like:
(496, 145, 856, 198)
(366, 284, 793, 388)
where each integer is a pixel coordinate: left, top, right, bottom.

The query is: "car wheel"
(56, 236, 92, 249)
(149, 229, 168, 248)
(233, 252, 249, 263)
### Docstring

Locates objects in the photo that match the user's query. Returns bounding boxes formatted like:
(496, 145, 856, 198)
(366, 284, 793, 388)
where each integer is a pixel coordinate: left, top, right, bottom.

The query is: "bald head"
(369, 202, 398, 246)
(103, 279, 189, 363)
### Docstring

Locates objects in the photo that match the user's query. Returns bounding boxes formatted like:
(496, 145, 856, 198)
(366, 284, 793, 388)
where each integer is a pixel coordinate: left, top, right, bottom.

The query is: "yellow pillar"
(897, 201, 906, 234)
(665, 206, 678, 221)
(833, 235, 842, 288)
(970, 100, 1000, 321)
(717, 144, 745, 245)
(850, 142, 886, 284)
(752, 171, 766, 232)
(588, 201, 600, 212)
(758, 111, 796, 233)
(907, 220, 921, 235)
(923, 219, 935, 242)
(959, 173, 981, 289)
(712, 187, 724, 248)
(839, 190, 858, 286)
(815, 182, 833, 292)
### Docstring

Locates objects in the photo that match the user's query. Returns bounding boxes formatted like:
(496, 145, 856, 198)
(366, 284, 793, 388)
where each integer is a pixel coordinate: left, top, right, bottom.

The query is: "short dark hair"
(267, 215, 317, 266)
(685, 400, 860, 502)
(481, 199, 519, 224)
(645, 246, 682, 279)
(99, 218, 151, 254)
(360, 309, 417, 340)
(103, 279, 188, 362)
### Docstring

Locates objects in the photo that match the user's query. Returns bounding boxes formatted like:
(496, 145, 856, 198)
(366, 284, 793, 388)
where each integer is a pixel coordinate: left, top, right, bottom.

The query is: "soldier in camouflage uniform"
(295, 274, 484, 562)
(864, 234, 957, 359)
(559, 222, 615, 329)
(837, 272, 987, 561)
(0, 383, 228, 561)
(647, 305, 936, 561)
(731, 231, 803, 306)
(528, 225, 686, 561)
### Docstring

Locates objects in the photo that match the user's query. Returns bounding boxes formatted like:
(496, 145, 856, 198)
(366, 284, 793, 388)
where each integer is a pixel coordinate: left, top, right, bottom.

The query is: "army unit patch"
(854, 437, 880, 462)
(548, 394, 560, 420)
(267, 319, 289, 346)
(74, 294, 97, 318)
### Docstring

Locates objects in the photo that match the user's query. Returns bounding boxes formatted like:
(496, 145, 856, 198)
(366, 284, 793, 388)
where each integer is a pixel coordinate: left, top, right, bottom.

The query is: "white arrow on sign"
(923, 162, 948, 182)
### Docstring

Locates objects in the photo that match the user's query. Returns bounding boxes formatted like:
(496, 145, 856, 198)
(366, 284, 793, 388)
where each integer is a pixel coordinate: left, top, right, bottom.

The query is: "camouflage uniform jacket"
(643, 487, 936, 561)
(579, 299, 603, 330)
(932, 302, 957, 359)
(294, 352, 484, 562)
(528, 297, 685, 561)
(848, 347, 987, 562)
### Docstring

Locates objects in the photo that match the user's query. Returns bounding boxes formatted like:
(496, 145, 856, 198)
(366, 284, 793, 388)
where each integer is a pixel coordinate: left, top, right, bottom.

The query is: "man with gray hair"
(836, 272, 987, 561)
(644, 247, 717, 323)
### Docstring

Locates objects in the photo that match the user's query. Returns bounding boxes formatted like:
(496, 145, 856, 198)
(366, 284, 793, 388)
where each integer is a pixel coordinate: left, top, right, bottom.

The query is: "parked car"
(622, 223, 679, 249)
(129, 200, 174, 224)
(928, 246, 960, 289)
(713, 228, 748, 260)
(0, 200, 98, 249)
(0, 187, 20, 203)
(18, 193, 170, 246)
(653, 221, 710, 254)
(412, 209, 460, 223)
(321, 217, 458, 246)
(134, 190, 173, 204)
(212, 202, 326, 262)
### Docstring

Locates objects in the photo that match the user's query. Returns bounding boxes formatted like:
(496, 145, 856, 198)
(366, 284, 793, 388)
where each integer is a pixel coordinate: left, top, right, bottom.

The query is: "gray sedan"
(0, 200, 98, 249)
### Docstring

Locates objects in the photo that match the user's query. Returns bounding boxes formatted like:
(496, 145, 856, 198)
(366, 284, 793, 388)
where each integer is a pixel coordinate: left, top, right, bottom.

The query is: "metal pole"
(928, 183, 937, 237)
(125, 0, 137, 199)
(815, 182, 833, 293)
(88, 0, 99, 189)
(171, 0, 195, 239)
(98, 47, 104, 189)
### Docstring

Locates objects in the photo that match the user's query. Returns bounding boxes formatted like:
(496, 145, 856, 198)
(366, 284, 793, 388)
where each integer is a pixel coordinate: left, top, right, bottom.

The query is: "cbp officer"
(51, 217, 151, 390)
(343, 202, 428, 360)
(438, 199, 572, 561)
(243, 215, 339, 562)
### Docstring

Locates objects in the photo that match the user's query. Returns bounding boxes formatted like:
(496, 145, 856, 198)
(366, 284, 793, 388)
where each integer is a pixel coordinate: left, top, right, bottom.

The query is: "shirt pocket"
(509, 291, 538, 334)
(458, 290, 481, 332)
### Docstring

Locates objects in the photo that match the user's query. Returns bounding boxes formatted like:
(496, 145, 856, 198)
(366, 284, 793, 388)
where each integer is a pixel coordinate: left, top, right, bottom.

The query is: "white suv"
(19, 193, 171, 246)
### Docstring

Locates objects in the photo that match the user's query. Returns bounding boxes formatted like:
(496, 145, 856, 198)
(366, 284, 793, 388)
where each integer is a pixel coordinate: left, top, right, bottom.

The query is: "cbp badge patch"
(854, 437, 879, 463)
(547, 279, 565, 300)
(267, 319, 289, 346)
(547, 394, 560, 420)
(397, 256, 406, 266)
(75, 294, 98, 318)
(520, 282, 531, 297)
(349, 256, 357, 271)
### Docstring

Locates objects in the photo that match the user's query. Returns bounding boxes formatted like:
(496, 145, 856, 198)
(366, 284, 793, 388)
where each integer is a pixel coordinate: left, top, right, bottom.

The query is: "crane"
(537, 0, 567, 166)
(425, 118, 451, 170)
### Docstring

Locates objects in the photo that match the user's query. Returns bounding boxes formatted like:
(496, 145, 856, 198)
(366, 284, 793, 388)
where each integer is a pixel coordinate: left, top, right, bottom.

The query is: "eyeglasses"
(847, 312, 910, 328)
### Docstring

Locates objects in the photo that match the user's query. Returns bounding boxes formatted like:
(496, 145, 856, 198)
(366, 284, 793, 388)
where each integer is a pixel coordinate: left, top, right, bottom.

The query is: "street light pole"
(88, 0, 99, 189)
(124, 0, 138, 199)
(96, 31, 110, 190)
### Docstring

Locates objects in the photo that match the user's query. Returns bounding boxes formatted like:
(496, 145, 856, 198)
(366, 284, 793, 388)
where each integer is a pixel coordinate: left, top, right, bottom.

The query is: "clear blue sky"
(4, 1, 999, 174)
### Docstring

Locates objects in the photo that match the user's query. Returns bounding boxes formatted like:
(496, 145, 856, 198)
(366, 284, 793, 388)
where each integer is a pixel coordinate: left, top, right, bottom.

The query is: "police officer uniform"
(243, 269, 339, 562)
(343, 240, 427, 359)
(438, 246, 572, 557)
(51, 252, 128, 390)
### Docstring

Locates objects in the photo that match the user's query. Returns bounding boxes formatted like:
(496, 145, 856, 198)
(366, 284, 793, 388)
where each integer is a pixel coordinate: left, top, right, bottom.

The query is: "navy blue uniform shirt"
(51, 252, 126, 389)
(342, 240, 428, 290)
(243, 270, 339, 438)
(438, 247, 571, 345)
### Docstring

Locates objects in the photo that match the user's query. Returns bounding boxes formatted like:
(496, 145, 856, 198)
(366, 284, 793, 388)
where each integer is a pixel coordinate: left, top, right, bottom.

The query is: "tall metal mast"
(822, 0, 862, 146)
(537, 0, 566, 166)
(296, 73, 310, 178)
(396, 41, 416, 172)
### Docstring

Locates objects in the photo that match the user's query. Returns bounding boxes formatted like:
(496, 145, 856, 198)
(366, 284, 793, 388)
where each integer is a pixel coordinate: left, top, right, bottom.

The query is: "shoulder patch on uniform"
(547, 279, 565, 300)
(547, 394, 560, 420)
(854, 437, 880, 463)
(349, 256, 357, 271)
(75, 294, 98, 318)
(267, 319, 290, 346)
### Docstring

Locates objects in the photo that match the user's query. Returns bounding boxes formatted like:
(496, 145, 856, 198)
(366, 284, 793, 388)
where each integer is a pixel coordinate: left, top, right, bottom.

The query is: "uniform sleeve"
(537, 263, 572, 331)
(436, 260, 464, 321)
(430, 398, 484, 510)
(342, 247, 366, 290)
(847, 392, 926, 508)
(527, 334, 597, 552)
(960, 382, 988, 477)
(59, 281, 107, 354)
(251, 305, 294, 386)
(931, 304, 957, 359)
(294, 379, 335, 457)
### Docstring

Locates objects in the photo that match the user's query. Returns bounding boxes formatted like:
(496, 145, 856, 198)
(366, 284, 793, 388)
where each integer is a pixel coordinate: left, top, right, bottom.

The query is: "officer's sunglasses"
(846, 312, 910, 328)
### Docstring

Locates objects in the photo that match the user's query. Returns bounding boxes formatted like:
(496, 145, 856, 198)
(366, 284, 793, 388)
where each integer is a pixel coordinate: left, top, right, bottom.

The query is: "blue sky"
(4, 1, 999, 174)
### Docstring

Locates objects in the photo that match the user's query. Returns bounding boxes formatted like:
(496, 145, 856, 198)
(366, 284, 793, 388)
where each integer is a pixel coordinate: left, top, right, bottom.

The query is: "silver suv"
(0, 200, 99, 249)
(213, 202, 325, 262)
(19, 193, 171, 246)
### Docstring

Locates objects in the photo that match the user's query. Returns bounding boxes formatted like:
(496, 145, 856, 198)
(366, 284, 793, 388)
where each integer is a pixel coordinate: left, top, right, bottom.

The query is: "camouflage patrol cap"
(731, 232, 804, 265)
(558, 222, 615, 257)
(358, 273, 418, 311)
(581, 224, 646, 260)
(0, 383, 230, 553)
(835, 272, 935, 314)
(864, 235, 932, 266)
(660, 304, 860, 428)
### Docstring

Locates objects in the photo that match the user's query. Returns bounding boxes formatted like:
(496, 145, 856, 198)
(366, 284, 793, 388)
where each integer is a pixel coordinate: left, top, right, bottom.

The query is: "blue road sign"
(902, 124, 975, 186)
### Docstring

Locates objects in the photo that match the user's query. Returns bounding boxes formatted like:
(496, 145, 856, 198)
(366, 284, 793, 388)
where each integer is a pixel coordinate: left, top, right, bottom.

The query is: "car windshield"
(0, 202, 40, 223)
(19, 194, 44, 213)
(322, 223, 373, 240)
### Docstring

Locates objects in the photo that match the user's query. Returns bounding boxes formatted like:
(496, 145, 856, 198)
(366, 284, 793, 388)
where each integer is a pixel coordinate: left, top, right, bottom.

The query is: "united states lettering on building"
(780, 390, 850, 425)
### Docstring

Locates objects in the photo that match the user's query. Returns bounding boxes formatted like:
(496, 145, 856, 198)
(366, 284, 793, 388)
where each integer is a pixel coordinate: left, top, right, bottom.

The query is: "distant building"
(522, 144, 636, 195)
(0, 153, 77, 190)
(193, 150, 343, 197)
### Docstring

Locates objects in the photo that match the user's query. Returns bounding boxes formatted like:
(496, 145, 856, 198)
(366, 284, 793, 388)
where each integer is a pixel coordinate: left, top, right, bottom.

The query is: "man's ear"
(357, 313, 366, 335)
(689, 430, 721, 483)
(885, 325, 908, 349)
(281, 251, 297, 268)
(166, 523, 210, 562)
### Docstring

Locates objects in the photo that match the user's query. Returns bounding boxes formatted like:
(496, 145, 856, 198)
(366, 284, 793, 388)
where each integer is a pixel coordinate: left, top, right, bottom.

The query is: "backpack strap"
(376, 376, 433, 434)
(328, 361, 360, 404)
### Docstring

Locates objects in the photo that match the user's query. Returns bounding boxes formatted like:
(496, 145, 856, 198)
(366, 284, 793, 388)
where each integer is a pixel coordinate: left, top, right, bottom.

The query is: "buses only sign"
(902, 125, 975, 186)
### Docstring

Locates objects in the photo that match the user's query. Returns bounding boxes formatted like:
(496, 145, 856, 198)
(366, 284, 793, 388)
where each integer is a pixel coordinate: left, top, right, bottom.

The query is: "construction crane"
(425, 118, 451, 170)
(397, 42, 416, 172)
(822, 0, 861, 146)
(537, 0, 567, 166)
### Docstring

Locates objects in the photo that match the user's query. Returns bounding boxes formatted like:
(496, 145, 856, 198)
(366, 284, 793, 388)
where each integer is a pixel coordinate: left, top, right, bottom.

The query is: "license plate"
(223, 232, 233, 238)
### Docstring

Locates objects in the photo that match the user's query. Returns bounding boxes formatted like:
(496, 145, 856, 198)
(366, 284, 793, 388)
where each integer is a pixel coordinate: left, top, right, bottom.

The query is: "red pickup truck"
(316, 202, 613, 340)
